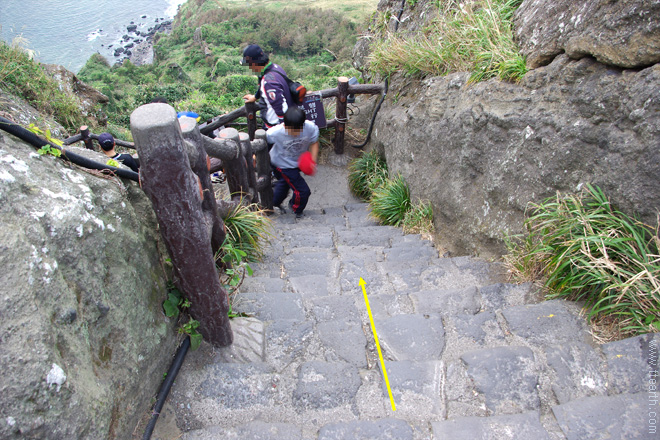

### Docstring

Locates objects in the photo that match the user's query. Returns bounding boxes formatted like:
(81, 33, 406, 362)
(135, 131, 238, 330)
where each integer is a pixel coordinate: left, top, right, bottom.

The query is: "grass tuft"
(348, 150, 389, 200)
(368, 0, 527, 82)
(369, 174, 412, 227)
(402, 200, 435, 235)
(220, 201, 272, 263)
(504, 184, 660, 338)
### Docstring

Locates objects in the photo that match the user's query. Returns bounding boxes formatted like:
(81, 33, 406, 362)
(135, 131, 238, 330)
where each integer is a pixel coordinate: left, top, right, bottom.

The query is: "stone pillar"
(178, 116, 227, 255)
(239, 132, 259, 204)
(217, 128, 251, 203)
(253, 129, 273, 210)
(130, 103, 233, 347)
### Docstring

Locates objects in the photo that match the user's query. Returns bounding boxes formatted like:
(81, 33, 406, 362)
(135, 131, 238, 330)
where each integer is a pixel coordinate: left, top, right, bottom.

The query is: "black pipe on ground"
(0, 117, 139, 182)
(142, 336, 191, 440)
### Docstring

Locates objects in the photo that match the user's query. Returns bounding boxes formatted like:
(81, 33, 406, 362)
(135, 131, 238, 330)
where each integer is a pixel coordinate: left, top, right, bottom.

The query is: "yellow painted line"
(359, 277, 396, 411)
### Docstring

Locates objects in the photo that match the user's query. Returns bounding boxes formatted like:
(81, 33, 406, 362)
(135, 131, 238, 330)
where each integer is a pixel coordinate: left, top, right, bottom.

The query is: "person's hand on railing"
(243, 94, 256, 103)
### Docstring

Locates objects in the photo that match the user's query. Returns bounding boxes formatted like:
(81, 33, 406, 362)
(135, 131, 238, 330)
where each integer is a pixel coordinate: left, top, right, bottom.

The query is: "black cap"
(98, 132, 115, 151)
(241, 44, 268, 65)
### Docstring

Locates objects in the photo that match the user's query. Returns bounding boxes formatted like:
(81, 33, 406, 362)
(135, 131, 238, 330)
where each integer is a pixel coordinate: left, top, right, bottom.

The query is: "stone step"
(159, 172, 657, 440)
(344, 203, 380, 228)
(431, 412, 552, 440)
(336, 226, 403, 247)
(236, 291, 305, 321)
(181, 421, 304, 440)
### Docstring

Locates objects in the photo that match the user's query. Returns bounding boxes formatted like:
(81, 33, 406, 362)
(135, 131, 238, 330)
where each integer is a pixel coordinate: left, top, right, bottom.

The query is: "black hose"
(351, 78, 389, 150)
(142, 336, 191, 440)
(0, 117, 139, 182)
(351, 0, 407, 150)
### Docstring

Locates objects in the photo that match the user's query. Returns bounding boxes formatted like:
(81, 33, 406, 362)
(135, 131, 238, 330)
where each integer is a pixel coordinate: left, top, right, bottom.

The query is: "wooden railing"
(62, 77, 383, 212)
(63, 125, 137, 150)
(200, 77, 384, 154)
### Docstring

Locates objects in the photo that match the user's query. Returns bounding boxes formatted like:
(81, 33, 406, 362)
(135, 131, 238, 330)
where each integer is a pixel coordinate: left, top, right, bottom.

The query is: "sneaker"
(275, 205, 287, 214)
(295, 212, 304, 219)
(210, 172, 226, 184)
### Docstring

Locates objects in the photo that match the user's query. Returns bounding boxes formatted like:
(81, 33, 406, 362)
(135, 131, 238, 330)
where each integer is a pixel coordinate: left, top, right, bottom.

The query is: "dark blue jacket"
(256, 63, 294, 127)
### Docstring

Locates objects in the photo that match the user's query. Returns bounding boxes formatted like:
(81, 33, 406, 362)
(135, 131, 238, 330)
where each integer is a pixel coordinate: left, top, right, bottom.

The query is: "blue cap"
(241, 44, 268, 65)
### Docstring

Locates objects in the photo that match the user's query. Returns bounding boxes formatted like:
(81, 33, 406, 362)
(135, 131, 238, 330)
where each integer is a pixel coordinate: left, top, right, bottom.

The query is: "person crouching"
(98, 132, 140, 173)
(267, 107, 319, 219)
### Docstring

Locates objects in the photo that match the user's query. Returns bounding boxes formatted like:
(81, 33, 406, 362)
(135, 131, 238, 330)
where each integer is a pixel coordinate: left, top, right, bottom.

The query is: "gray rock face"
(369, 56, 660, 256)
(355, 0, 660, 258)
(0, 132, 177, 438)
(514, 0, 660, 69)
(43, 64, 109, 127)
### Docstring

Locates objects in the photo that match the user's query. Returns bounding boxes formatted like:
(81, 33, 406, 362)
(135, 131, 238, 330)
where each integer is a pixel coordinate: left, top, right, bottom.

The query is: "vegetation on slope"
(367, 0, 527, 82)
(180, 0, 377, 23)
(78, 2, 366, 135)
(0, 38, 86, 133)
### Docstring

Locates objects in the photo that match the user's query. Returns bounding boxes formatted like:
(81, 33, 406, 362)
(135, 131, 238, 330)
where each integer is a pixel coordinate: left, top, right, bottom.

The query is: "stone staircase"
(153, 182, 657, 439)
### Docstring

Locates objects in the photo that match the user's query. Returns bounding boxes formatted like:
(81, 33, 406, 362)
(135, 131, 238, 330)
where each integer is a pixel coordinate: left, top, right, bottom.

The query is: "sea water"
(0, 0, 187, 73)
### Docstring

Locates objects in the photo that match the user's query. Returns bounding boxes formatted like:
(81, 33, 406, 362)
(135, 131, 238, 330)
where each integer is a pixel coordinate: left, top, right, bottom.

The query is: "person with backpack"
(241, 44, 298, 129)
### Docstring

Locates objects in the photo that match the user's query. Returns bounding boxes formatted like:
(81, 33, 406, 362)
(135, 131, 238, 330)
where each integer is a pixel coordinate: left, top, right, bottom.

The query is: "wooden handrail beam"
(200, 107, 247, 136)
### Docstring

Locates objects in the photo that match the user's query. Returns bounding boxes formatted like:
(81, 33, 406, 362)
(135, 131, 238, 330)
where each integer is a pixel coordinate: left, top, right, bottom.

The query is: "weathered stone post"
(130, 103, 233, 347)
(80, 126, 94, 150)
(217, 128, 251, 202)
(245, 101, 258, 141)
(200, 132, 242, 217)
(253, 129, 273, 210)
(178, 116, 227, 255)
(239, 132, 259, 204)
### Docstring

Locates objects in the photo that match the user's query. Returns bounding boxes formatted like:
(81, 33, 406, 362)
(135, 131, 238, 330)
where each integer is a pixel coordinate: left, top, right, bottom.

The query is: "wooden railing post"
(253, 129, 273, 210)
(80, 126, 94, 150)
(245, 101, 259, 141)
(130, 103, 233, 347)
(334, 77, 349, 155)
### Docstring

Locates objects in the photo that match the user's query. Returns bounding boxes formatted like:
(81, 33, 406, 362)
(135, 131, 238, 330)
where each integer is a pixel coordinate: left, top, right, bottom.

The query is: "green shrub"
(369, 175, 412, 226)
(348, 150, 389, 200)
(368, 0, 527, 82)
(78, 3, 364, 131)
(504, 184, 660, 337)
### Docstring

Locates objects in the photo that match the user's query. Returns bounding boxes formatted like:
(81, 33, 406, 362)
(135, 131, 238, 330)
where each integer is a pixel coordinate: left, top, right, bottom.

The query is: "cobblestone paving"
(156, 165, 659, 440)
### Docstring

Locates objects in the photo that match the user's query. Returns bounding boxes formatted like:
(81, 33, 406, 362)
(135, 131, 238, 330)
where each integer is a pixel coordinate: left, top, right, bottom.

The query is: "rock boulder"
(44, 64, 109, 127)
(369, 55, 660, 257)
(514, 0, 660, 69)
(0, 128, 178, 438)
